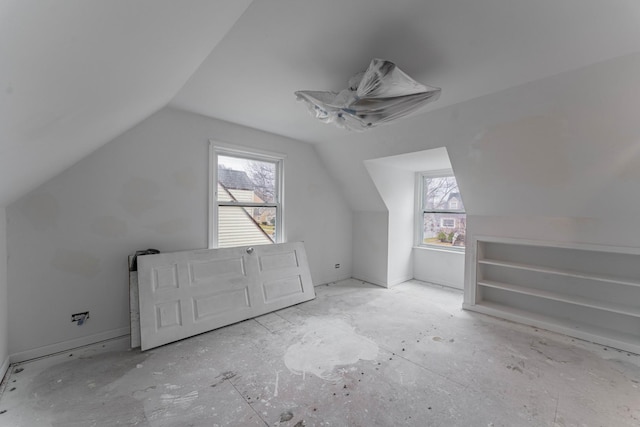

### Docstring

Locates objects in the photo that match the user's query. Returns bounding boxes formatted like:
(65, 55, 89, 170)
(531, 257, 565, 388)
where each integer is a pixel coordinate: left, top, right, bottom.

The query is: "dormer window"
(417, 171, 466, 249)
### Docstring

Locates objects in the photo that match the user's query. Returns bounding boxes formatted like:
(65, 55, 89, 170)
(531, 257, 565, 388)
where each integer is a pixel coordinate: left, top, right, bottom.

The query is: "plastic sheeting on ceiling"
(295, 59, 441, 131)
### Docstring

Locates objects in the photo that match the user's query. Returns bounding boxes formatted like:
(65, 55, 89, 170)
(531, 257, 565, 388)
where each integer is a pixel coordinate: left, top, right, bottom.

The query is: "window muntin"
(419, 173, 466, 249)
(210, 147, 283, 248)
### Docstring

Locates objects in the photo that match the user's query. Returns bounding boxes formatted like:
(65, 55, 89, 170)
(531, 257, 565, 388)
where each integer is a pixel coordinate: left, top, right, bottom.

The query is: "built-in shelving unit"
(464, 236, 640, 354)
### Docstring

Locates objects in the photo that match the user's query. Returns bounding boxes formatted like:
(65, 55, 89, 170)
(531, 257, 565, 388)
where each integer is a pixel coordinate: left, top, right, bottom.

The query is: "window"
(210, 144, 284, 248)
(418, 171, 466, 249)
(440, 218, 456, 228)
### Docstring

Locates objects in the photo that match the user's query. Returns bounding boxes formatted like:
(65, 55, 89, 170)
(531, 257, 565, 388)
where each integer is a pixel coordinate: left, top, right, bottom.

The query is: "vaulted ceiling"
(3, 0, 640, 207)
(0, 0, 252, 206)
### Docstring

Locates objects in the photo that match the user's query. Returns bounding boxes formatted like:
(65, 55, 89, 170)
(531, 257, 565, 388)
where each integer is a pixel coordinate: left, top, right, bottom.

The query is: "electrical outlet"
(334, 263, 340, 269)
(71, 312, 90, 324)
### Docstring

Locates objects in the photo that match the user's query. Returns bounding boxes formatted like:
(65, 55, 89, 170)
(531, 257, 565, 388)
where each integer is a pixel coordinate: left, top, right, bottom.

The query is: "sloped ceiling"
(171, 0, 640, 143)
(0, 0, 253, 207)
(3, 0, 640, 207)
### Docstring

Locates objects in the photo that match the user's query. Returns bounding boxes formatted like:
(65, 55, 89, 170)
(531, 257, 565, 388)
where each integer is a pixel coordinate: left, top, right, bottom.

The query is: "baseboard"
(0, 355, 9, 385)
(315, 273, 352, 286)
(415, 277, 464, 290)
(437, 280, 464, 290)
(351, 274, 388, 288)
(415, 278, 464, 291)
(387, 275, 414, 287)
(9, 327, 130, 364)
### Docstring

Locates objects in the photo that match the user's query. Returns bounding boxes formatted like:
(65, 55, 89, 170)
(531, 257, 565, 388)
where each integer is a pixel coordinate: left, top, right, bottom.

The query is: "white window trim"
(209, 141, 286, 248)
(415, 168, 465, 252)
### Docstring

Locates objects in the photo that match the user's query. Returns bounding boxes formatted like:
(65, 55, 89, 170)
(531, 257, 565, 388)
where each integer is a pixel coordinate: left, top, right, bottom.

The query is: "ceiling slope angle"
(169, 0, 640, 145)
(0, 0, 253, 207)
(295, 59, 441, 131)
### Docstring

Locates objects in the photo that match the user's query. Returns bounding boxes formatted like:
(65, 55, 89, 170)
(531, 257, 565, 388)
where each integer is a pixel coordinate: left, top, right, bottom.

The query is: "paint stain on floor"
(284, 317, 378, 381)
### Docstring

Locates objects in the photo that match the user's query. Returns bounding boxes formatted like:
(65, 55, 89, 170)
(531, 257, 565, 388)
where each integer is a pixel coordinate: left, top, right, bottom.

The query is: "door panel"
(262, 276, 304, 302)
(138, 242, 315, 350)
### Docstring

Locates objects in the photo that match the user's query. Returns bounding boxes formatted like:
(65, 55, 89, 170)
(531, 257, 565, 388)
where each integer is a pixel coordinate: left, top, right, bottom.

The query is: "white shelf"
(477, 280, 640, 318)
(465, 301, 640, 355)
(470, 237, 640, 355)
(478, 258, 640, 288)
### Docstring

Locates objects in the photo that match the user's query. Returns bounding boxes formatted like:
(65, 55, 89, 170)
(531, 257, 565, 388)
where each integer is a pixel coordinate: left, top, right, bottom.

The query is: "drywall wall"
(364, 161, 414, 286)
(352, 211, 388, 287)
(6, 107, 352, 360)
(414, 248, 464, 290)
(0, 209, 8, 379)
(316, 51, 640, 219)
(362, 148, 461, 288)
(314, 51, 640, 289)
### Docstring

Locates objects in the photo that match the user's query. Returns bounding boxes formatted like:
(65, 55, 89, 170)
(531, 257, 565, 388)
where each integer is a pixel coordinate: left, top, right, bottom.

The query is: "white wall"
(6, 107, 352, 360)
(414, 248, 464, 290)
(361, 148, 464, 288)
(314, 52, 640, 292)
(364, 162, 415, 286)
(352, 211, 388, 287)
(0, 208, 8, 379)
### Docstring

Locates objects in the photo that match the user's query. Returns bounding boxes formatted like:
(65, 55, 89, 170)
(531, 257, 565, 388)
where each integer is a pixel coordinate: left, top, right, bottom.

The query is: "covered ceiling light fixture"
(295, 58, 441, 131)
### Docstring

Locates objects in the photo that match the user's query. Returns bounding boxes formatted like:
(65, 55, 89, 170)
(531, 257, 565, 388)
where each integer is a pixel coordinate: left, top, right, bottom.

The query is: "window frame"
(209, 141, 285, 248)
(415, 169, 466, 252)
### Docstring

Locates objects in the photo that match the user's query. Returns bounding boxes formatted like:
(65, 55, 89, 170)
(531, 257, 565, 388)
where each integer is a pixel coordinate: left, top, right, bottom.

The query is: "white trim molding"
(9, 327, 130, 364)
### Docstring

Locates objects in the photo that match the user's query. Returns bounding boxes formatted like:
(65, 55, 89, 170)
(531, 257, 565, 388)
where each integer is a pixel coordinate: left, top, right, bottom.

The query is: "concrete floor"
(1, 279, 639, 426)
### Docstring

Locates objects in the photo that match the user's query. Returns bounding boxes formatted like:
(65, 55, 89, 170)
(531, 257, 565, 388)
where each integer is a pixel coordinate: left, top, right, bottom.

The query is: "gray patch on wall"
(470, 115, 570, 188)
(613, 142, 640, 182)
(118, 177, 163, 217)
(174, 168, 198, 191)
(144, 218, 191, 235)
(51, 250, 101, 278)
(21, 193, 59, 231)
(90, 216, 128, 238)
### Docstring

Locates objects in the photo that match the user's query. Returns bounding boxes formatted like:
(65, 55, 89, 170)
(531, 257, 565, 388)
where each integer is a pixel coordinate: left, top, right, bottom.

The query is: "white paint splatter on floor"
(284, 317, 378, 381)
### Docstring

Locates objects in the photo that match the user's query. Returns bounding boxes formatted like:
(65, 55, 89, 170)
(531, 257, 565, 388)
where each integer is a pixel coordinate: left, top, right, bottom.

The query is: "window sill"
(413, 245, 465, 255)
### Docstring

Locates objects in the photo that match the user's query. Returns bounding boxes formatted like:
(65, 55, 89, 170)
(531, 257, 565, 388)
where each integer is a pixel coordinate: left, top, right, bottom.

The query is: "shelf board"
(478, 280, 640, 318)
(478, 258, 640, 288)
(464, 301, 640, 355)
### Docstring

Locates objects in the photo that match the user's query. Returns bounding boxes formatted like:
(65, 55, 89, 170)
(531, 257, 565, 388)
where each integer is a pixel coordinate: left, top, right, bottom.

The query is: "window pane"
(218, 206, 276, 248)
(422, 213, 466, 248)
(217, 155, 276, 203)
(422, 176, 463, 211)
(213, 148, 282, 249)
